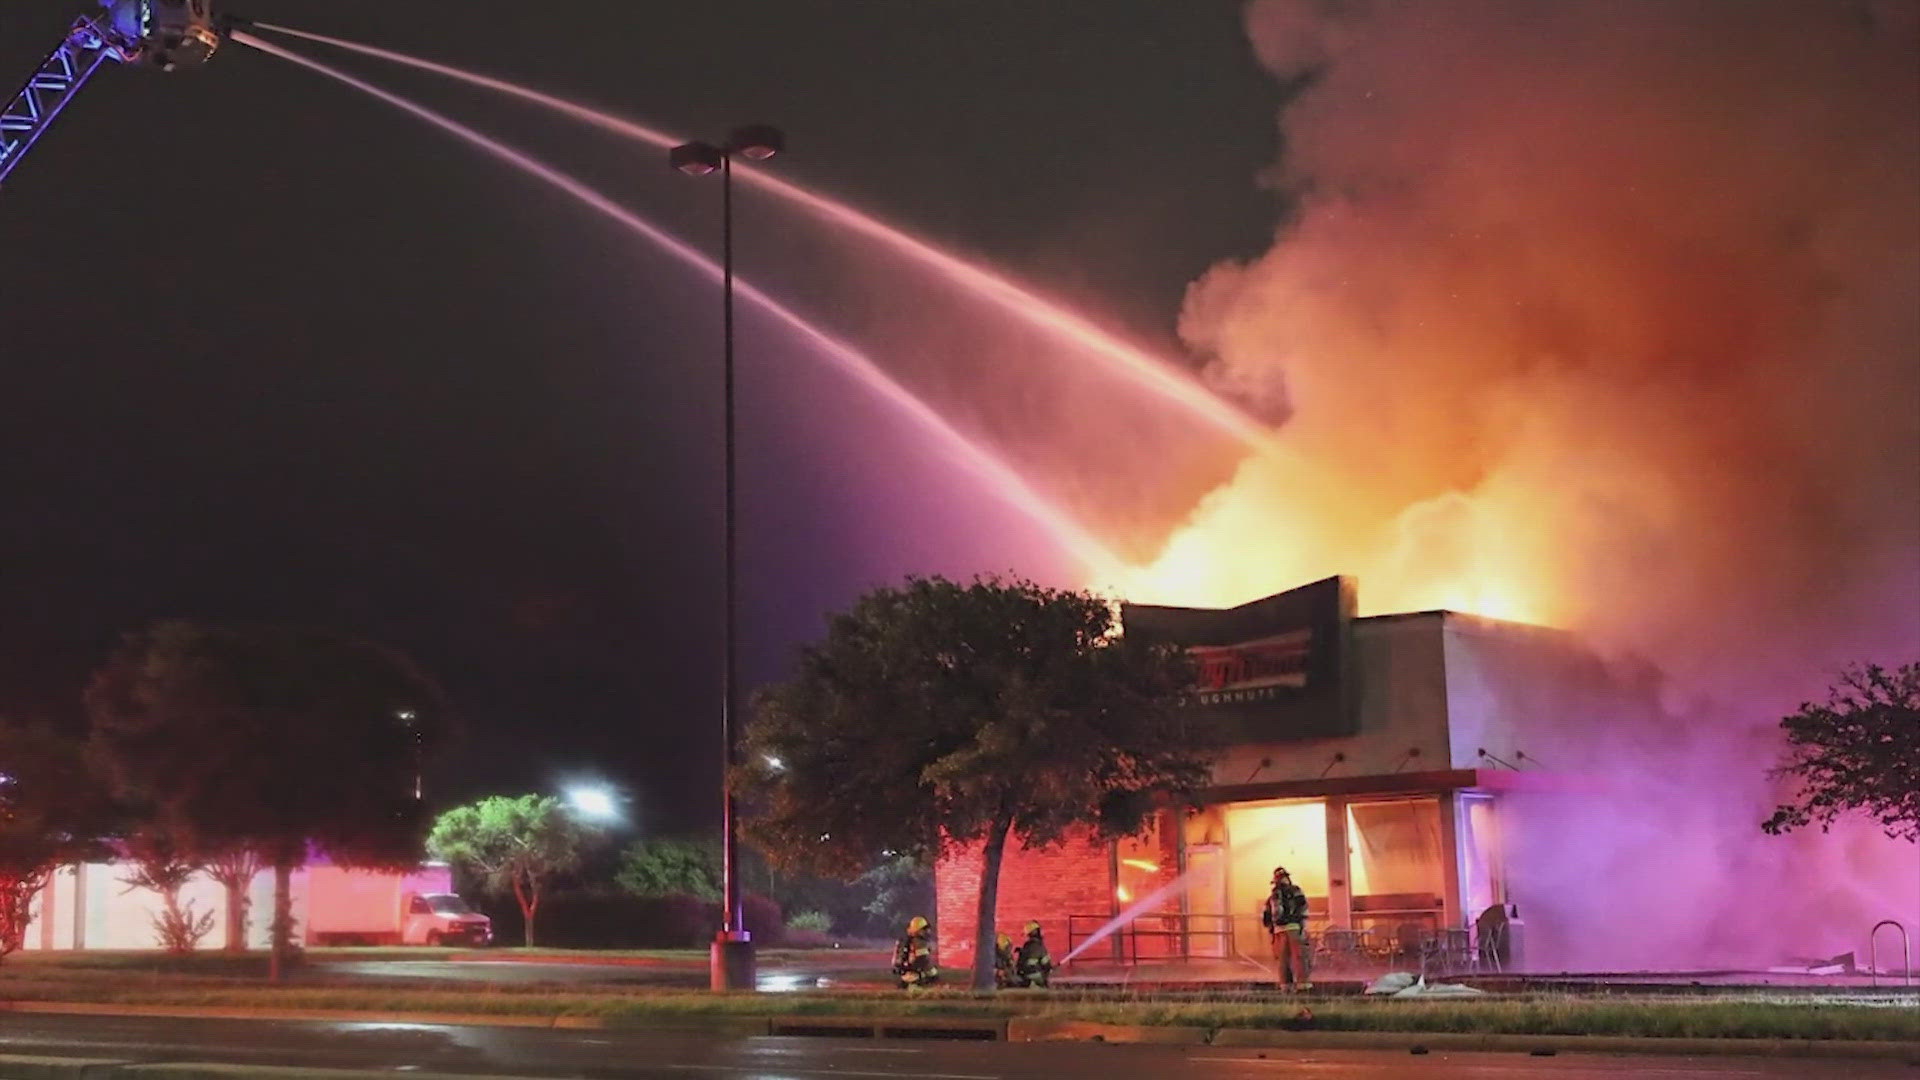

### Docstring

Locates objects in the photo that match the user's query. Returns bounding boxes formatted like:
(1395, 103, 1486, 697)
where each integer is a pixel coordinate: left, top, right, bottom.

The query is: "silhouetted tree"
(0, 722, 111, 961)
(429, 795, 595, 947)
(86, 621, 450, 980)
(740, 576, 1210, 989)
(1764, 662, 1919, 843)
(203, 845, 263, 951)
(119, 829, 215, 954)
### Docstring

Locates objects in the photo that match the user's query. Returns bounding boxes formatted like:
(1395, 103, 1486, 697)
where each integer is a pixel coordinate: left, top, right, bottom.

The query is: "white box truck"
(303, 863, 492, 946)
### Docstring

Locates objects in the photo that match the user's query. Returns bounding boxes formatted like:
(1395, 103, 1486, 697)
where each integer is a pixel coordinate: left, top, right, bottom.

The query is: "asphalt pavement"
(0, 1013, 1908, 1079)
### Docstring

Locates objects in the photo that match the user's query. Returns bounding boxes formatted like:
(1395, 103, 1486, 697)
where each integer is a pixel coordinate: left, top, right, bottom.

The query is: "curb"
(5, 1001, 1915, 1062)
(1007, 1018, 1209, 1044)
(1200, 1027, 1920, 1061)
(0, 1000, 605, 1030)
(0, 1056, 536, 1080)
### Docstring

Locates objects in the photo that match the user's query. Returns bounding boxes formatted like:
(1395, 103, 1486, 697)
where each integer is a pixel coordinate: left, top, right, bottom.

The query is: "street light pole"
(671, 124, 784, 993)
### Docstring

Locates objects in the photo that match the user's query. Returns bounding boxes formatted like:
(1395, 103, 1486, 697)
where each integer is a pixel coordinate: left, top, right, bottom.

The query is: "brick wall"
(933, 828, 1112, 976)
(932, 809, 1184, 974)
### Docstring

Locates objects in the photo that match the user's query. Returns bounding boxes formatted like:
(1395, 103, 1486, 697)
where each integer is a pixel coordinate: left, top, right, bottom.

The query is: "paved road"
(0, 1014, 1906, 1078)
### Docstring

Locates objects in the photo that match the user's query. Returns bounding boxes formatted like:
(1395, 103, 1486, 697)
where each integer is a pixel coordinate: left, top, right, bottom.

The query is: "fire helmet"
(1024, 919, 1042, 936)
(996, 932, 1012, 949)
(1273, 866, 1290, 880)
(906, 916, 929, 935)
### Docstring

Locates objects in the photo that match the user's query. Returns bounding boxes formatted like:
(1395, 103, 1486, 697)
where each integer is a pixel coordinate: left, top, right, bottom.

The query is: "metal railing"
(1869, 919, 1910, 988)
(1062, 911, 1483, 975)
(1064, 911, 1234, 964)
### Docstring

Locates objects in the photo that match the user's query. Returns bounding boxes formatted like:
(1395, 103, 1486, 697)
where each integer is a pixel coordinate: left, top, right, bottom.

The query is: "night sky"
(0, 2, 1278, 832)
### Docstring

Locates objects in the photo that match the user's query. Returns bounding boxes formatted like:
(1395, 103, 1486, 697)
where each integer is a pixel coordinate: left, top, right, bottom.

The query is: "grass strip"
(1, 976, 1914, 1042)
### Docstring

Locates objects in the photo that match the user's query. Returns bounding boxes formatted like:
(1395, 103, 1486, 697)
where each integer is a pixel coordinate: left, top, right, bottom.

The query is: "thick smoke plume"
(1117, 0, 1919, 967)
(1124, 0, 1919, 687)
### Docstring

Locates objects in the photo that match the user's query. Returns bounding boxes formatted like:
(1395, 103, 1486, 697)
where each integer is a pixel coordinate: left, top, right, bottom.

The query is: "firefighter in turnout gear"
(1260, 866, 1312, 990)
(992, 931, 1018, 988)
(893, 916, 939, 988)
(1015, 919, 1053, 988)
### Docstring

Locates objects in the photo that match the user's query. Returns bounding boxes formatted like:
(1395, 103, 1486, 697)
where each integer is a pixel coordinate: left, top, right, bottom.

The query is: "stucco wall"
(1441, 615, 1663, 770)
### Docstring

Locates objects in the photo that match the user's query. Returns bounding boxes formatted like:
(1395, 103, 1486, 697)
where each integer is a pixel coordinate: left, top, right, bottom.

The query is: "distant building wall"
(22, 860, 439, 952)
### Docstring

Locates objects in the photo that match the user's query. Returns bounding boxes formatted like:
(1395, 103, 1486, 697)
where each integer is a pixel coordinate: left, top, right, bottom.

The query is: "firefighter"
(1015, 919, 1053, 988)
(892, 915, 939, 989)
(992, 931, 1018, 988)
(1260, 866, 1312, 990)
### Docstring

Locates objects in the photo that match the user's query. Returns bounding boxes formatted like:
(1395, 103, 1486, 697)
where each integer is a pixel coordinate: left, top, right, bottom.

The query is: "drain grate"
(879, 1025, 1000, 1040)
(770, 1022, 877, 1038)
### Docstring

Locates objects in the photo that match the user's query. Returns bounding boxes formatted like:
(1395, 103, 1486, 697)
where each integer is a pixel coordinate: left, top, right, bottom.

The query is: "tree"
(856, 854, 933, 935)
(0, 722, 111, 962)
(203, 845, 264, 952)
(119, 829, 215, 954)
(615, 838, 722, 900)
(429, 795, 594, 947)
(1764, 662, 1920, 843)
(86, 621, 450, 980)
(740, 576, 1211, 988)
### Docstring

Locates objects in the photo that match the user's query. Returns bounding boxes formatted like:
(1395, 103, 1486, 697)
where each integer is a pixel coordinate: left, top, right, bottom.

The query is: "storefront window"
(1114, 819, 1176, 958)
(1347, 797, 1445, 944)
(1458, 794, 1504, 920)
(1223, 799, 1328, 954)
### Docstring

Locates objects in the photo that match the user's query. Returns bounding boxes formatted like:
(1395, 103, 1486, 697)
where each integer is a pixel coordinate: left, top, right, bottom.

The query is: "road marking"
(669, 1065, 995, 1079)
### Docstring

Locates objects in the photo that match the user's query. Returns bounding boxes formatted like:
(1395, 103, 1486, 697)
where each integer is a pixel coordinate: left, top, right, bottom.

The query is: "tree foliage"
(856, 854, 933, 931)
(0, 722, 111, 961)
(1764, 662, 1919, 843)
(86, 621, 450, 976)
(428, 794, 595, 947)
(740, 576, 1210, 986)
(615, 838, 723, 901)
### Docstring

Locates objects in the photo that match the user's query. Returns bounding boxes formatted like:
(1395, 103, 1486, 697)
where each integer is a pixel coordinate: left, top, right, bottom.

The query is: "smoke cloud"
(1116, 0, 1919, 968)
(1123, 0, 1919, 689)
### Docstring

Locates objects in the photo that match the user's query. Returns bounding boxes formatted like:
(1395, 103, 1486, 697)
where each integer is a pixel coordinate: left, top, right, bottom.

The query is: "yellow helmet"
(1024, 920, 1042, 936)
(996, 932, 1012, 949)
(906, 916, 929, 935)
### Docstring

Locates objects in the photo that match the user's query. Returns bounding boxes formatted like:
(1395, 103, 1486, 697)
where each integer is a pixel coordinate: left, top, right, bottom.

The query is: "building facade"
(934, 576, 1655, 974)
(21, 860, 460, 951)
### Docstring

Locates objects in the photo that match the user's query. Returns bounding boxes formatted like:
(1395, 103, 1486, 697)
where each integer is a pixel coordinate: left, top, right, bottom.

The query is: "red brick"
(933, 826, 1124, 972)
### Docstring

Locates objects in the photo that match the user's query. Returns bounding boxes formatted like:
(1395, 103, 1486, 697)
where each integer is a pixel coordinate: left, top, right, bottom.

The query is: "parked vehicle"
(305, 863, 491, 947)
(405, 892, 493, 945)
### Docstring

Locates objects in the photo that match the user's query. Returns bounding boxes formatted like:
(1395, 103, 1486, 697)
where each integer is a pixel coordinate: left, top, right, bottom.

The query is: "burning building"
(935, 574, 1913, 977)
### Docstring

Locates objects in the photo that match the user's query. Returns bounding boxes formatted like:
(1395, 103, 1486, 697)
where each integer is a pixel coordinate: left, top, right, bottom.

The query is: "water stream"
(248, 23, 1276, 453)
(233, 32, 1124, 577)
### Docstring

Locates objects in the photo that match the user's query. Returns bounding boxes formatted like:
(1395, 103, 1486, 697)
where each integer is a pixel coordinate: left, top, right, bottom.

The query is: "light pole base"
(710, 931, 756, 991)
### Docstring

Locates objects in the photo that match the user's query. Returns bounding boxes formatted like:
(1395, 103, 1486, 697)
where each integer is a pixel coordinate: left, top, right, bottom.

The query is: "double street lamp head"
(669, 125, 785, 175)
(728, 124, 784, 161)
(670, 141, 724, 176)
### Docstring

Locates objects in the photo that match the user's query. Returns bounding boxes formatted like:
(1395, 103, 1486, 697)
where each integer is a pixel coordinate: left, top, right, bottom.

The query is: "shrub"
(509, 889, 785, 949)
(787, 910, 831, 933)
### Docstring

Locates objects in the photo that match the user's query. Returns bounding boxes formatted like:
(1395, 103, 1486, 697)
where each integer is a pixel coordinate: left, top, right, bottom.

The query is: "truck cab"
(404, 892, 493, 946)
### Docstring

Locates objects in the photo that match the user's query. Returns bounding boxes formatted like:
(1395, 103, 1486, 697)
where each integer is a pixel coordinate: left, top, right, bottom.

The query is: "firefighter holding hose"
(893, 916, 939, 989)
(1015, 919, 1053, 988)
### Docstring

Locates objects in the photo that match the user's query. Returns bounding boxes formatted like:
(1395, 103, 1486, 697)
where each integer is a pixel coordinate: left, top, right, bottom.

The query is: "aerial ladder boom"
(1, 0, 236, 185)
